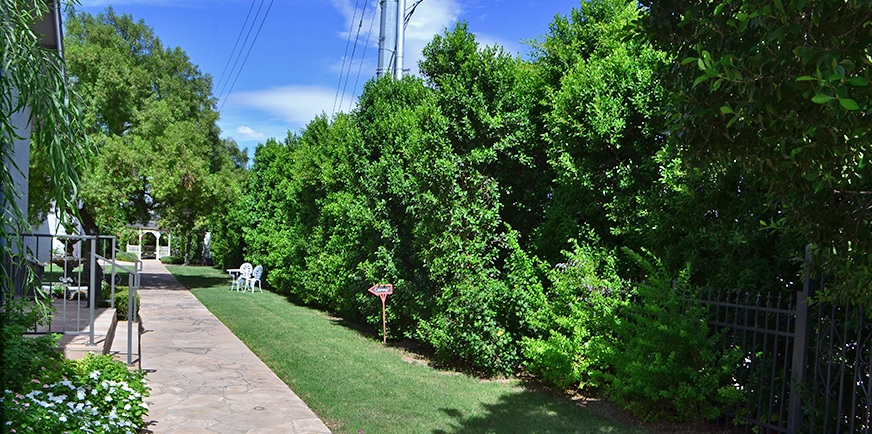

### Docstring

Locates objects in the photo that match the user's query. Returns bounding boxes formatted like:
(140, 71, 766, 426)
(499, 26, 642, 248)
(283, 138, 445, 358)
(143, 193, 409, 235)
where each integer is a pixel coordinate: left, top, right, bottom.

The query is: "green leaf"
(692, 75, 709, 88)
(811, 94, 834, 104)
(795, 76, 817, 82)
(720, 105, 734, 114)
(847, 76, 868, 87)
(839, 98, 860, 110)
(681, 57, 698, 65)
(774, 0, 786, 17)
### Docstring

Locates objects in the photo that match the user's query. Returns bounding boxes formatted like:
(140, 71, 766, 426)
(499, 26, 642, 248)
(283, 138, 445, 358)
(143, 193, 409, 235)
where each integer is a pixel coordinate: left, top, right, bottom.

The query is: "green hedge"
(114, 286, 140, 321)
(115, 251, 139, 262)
(160, 255, 184, 264)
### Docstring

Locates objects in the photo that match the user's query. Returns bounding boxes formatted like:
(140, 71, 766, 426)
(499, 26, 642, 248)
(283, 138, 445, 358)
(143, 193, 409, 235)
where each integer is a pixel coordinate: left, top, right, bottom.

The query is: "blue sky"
(76, 1, 580, 153)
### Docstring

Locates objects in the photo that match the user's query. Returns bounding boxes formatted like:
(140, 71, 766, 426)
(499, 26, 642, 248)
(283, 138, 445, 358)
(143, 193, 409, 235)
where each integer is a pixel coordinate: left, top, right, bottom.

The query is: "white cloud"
(474, 32, 526, 57)
(235, 125, 266, 140)
(228, 85, 338, 126)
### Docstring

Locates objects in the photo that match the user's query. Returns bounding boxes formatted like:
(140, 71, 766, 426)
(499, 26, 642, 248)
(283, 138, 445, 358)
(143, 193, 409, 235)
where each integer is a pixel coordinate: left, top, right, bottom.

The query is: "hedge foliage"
(207, 0, 828, 422)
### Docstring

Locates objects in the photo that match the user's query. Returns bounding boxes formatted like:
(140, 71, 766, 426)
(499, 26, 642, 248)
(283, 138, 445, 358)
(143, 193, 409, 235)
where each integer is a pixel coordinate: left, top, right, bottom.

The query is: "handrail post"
(127, 272, 134, 365)
(88, 236, 97, 346)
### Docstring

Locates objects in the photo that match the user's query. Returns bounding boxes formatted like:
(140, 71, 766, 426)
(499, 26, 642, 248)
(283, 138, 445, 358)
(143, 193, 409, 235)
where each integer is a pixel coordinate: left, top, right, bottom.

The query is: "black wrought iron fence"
(698, 288, 806, 433)
(806, 301, 872, 434)
(697, 252, 872, 433)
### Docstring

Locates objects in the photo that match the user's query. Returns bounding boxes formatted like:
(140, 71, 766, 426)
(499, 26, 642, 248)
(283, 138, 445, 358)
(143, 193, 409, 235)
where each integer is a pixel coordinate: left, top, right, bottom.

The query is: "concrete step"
(54, 306, 117, 360)
(109, 319, 143, 367)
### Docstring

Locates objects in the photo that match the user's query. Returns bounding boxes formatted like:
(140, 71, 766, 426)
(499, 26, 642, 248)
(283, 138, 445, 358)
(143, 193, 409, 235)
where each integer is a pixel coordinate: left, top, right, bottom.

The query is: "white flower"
(89, 371, 100, 380)
(77, 388, 85, 400)
(123, 403, 131, 411)
(104, 395, 113, 402)
(59, 414, 67, 423)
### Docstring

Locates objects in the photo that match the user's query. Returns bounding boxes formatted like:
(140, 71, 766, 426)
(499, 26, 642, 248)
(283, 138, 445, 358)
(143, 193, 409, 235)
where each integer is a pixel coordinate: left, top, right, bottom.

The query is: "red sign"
(368, 284, 393, 295)
(368, 284, 394, 343)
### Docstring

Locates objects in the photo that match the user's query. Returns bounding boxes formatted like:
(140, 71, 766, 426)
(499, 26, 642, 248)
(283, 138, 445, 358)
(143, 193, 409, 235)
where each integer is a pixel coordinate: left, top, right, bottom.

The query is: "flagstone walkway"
(137, 260, 331, 434)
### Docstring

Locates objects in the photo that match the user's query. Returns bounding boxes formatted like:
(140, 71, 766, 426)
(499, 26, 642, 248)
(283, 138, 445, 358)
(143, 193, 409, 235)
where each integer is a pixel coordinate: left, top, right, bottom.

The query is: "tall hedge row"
(212, 0, 811, 422)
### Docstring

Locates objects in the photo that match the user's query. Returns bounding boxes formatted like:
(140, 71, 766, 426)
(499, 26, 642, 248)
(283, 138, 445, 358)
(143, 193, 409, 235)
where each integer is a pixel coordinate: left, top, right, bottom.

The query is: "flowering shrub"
(522, 240, 627, 391)
(1, 354, 149, 433)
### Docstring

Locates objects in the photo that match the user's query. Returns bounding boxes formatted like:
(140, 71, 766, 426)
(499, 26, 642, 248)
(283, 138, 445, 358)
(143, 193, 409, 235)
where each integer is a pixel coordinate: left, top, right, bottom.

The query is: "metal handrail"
(3, 232, 142, 365)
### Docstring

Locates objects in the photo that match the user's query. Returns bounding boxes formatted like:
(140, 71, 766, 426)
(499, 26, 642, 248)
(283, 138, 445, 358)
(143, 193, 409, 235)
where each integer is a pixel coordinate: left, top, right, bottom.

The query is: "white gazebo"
(126, 221, 171, 260)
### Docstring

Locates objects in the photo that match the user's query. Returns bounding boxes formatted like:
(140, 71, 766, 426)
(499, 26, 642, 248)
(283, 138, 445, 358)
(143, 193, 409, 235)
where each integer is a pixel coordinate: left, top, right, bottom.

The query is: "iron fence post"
(788, 245, 812, 433)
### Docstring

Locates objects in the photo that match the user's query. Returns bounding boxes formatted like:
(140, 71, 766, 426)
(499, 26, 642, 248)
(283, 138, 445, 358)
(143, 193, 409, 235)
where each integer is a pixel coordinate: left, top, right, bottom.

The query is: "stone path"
(137, 260, 331, 434)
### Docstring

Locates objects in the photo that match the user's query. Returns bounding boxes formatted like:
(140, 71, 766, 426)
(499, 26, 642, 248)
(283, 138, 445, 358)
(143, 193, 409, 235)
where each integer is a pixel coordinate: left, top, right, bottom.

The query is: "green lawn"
(167, 265, 649, 434)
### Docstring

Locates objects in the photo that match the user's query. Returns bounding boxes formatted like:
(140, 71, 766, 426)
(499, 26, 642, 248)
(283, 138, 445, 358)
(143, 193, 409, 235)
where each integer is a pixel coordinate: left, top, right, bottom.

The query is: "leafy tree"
(529, 0, 667, 264)
(641, 0, 872, 301)
(55, 8, 246, 261)
(420, 22, 551, 249)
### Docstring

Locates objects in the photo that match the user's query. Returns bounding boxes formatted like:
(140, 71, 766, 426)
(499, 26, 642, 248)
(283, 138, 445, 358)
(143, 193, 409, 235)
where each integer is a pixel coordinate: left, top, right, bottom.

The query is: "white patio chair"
(234, 262, 253, 292)
(244, 265, 263, 293)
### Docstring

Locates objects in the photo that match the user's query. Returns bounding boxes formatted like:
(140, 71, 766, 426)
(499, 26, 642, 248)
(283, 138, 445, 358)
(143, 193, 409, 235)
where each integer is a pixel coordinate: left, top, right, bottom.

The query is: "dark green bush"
(160, 255, 184, 264)
(113, 286, 140, 321)
(606, 249, 742, 422)
(114, 250, 138, 262)
(0, 300, 65, 391)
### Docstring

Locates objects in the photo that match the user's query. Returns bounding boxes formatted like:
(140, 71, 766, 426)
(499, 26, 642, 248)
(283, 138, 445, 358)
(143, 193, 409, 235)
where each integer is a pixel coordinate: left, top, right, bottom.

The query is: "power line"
(214, 0, 258, 96)
(217, 0, 268, 104)
(206, 0, 228, 57)
(338, 0, 370, 113)
(332, 0, 363, 117)
(405, 0, 426, 26)
(219, 0, 275, 112)
(349, 4, 379, 112)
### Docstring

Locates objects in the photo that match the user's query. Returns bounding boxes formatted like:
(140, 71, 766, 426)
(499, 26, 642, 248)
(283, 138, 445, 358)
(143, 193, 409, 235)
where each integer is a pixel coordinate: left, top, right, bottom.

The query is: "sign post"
(368, 284, 393, 343)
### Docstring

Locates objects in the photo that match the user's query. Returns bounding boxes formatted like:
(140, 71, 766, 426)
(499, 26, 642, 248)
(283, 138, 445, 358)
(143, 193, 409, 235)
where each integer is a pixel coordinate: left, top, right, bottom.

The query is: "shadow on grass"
(433, 387, 647, 434)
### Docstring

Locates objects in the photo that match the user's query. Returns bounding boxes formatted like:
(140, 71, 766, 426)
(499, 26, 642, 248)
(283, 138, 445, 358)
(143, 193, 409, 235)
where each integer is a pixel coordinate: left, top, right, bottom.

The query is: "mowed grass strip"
(168, 265, 648, 434)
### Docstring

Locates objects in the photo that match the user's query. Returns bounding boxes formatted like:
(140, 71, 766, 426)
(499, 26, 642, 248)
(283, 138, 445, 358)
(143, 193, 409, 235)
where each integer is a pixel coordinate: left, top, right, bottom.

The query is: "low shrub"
(522, 240, 626, 391)
(160, 255, 184, 264)
(1, 354, 149, 433)
(606, 249, 742, 422)
(0, 300, 66, 392)
(113, 286, 140, 321)
(1, 297, 149, 433)
(114, 251, 139, 262)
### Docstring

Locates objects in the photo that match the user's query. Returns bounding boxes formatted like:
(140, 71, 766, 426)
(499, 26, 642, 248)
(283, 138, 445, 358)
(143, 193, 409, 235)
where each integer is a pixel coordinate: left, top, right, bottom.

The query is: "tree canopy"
(642, 0, 872, 301)
(50, 8, 247, 260)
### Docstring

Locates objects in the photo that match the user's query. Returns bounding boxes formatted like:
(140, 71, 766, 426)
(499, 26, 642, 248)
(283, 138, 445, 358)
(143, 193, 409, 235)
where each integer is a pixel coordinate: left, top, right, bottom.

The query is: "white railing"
(3, 233, 141, 365)
(126, 244, 141, 259)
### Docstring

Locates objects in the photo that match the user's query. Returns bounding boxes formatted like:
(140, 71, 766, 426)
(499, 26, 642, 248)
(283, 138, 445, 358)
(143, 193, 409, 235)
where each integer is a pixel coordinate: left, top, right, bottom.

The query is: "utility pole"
(376, 0, 408, 79)
(395, 0, 405, 79)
